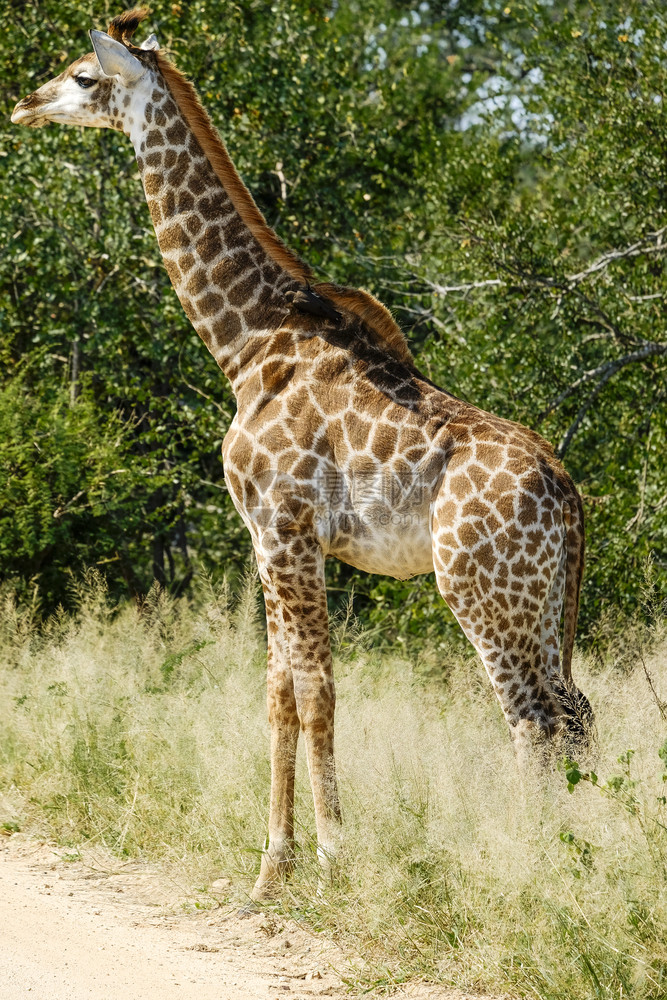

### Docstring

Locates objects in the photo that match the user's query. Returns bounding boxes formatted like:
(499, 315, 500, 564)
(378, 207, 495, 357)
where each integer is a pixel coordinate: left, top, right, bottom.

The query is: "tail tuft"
(552, 674, 596, 758)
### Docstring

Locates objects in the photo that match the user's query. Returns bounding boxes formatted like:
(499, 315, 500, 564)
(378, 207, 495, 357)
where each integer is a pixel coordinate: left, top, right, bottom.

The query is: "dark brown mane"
(155, 50, 313, 283)
(105, 8, 413, 363)
(315, 283, 413, 364)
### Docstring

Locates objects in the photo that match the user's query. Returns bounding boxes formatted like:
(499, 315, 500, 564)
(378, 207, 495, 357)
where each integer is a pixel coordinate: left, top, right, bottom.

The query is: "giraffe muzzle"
(11, 96, 49, 128)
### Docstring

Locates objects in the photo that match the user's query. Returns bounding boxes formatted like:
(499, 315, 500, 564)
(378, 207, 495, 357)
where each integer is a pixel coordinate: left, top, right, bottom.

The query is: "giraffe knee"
(294, 675, 335, 729)
(267, 675, 298, 727)
(297, 705, 335, 737)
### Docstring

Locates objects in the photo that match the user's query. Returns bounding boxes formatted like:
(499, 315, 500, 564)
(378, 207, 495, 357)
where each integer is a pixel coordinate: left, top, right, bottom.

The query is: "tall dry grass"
(1, 574, 666, 998)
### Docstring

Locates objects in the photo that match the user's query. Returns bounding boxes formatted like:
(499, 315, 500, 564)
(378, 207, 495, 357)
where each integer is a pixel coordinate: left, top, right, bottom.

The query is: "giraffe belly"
(324, 508, 434, 580)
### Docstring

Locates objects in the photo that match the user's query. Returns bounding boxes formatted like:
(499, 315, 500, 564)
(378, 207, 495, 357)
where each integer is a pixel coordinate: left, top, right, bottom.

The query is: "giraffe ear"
(90, 30, 144, 83)
(140, 33, 160, 52)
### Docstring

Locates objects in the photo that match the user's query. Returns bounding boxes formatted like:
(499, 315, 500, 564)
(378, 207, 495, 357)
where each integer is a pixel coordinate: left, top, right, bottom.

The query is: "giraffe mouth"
(11, 98, 50, 128)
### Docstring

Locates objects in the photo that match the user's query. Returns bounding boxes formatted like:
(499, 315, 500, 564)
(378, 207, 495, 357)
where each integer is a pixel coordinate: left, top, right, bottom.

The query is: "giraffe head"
(11, 9, 159, 133)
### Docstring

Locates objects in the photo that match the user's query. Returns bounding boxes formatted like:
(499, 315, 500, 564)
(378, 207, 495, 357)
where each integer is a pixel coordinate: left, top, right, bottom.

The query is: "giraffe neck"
(127, 68, 299, 385)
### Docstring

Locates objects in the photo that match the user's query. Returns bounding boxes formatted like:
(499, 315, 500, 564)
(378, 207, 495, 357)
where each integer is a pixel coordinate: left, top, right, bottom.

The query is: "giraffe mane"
(154, 51, 312, 284)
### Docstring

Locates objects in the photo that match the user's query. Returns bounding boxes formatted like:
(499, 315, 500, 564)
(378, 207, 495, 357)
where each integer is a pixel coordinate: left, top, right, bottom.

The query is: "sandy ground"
(0, 835, 505, 1000)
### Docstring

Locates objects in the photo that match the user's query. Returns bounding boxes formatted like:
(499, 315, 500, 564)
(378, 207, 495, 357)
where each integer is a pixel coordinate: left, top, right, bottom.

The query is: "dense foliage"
(1, 0, 665, 640)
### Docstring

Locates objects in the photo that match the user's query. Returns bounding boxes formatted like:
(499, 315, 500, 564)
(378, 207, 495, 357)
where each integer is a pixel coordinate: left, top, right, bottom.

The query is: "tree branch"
(542, 342, 667, 421)
(555, 344, 667, 458)
(563, 227, 666, 285)
(420, 277, 504, 296)
(177, 347, 232, 419)
(423, 229, 667, 331)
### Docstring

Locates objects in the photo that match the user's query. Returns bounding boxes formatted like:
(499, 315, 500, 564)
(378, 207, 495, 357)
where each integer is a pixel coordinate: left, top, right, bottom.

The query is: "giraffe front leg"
(252, 582, 300, 901)
(294, 660, 342, 886)
(253, 536, 341, 899)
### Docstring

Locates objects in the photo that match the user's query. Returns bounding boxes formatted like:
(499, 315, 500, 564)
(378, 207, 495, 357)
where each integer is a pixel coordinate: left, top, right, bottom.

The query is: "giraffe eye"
(75, 75, 96, 89)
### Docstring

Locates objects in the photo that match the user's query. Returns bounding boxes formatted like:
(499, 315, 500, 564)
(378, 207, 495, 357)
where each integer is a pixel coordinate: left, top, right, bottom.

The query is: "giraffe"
(12, 8, 593, 900)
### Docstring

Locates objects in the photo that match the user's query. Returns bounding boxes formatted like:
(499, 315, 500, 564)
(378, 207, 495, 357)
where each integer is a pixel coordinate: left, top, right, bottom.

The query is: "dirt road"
(0, 836, 501, 1000)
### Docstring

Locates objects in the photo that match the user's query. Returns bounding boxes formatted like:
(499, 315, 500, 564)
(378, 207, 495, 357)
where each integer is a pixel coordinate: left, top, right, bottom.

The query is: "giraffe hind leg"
(432, 483, 593, 768)
(539, 545, 596, 761)
(433, 559, 566, 766)
(437, 586, 563, 764)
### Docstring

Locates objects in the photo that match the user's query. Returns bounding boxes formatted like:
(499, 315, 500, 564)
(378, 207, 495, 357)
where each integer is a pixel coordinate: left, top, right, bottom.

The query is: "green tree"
(0, 0, 664, 640)
(343, 0, 667, 637)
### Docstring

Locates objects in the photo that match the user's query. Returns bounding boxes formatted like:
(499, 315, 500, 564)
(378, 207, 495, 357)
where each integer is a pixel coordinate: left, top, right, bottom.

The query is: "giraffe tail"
(561, 492, 585, 684)
(552, 490, 596, 757)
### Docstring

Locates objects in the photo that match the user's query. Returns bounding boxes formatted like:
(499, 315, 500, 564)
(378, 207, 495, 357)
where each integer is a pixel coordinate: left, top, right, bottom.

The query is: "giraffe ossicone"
(12, 7, 594, 900)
